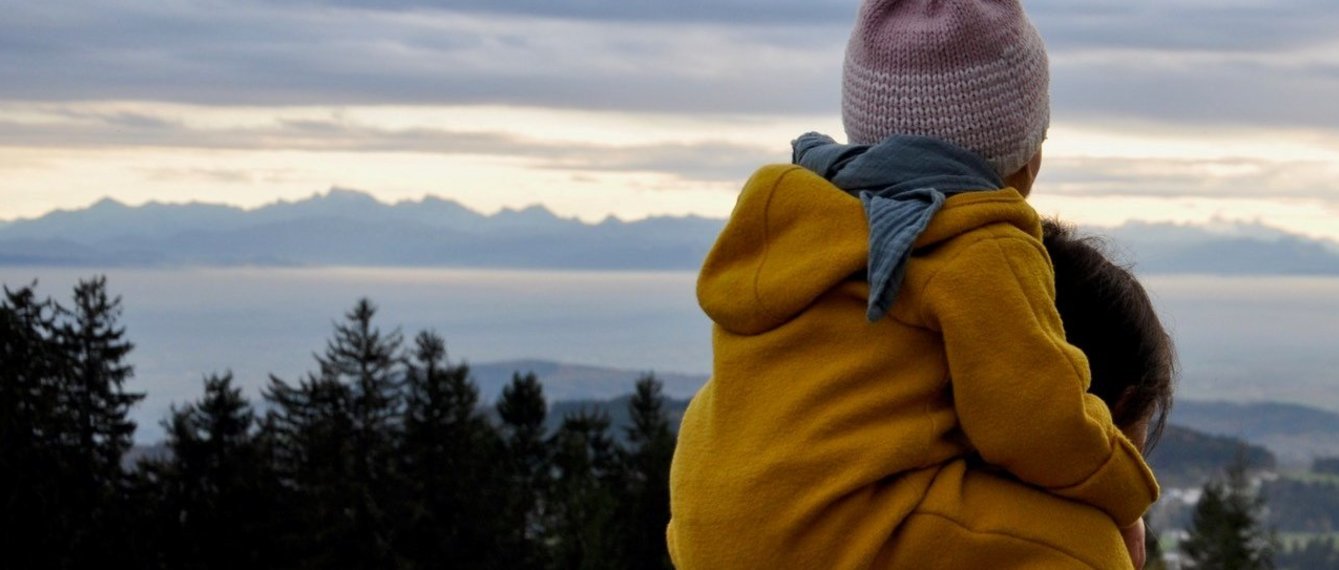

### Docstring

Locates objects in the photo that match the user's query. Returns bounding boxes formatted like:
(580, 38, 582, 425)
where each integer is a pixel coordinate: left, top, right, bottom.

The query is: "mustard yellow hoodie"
(667, 165, 1159, 569)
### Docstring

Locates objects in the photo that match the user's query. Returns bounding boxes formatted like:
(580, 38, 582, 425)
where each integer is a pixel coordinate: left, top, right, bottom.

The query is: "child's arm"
(921, 234, 1159, 528)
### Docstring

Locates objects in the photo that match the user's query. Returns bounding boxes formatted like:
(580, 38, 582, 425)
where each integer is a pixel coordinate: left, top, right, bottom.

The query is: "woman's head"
(1042, 220, 1176, 452)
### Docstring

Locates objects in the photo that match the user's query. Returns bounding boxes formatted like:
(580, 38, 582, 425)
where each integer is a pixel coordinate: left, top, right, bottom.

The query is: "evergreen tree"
(264, 298, 406, 568)
(1182, 451, 1277, 569)
(0, 285, 61, 452)
(400, 330, 507, 568)
(325, 298, 404, 450)
(56, 277, 143, 479)
(265, 366, 359, 567)
(321, 298, 406, 567)
(0, 278, 148, 566)
(149, 372, 278, 569)
(4, 282, 708, 568)
(53, 277, 145, 564)
(618, 374, 676, 570)
(497, 371, 550, 568)
(546, 409, 624, 570)
(0, 284, 74, 567)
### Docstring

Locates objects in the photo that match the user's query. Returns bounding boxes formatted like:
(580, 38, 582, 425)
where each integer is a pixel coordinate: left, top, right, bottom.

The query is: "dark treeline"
(1, 278, 676, 569)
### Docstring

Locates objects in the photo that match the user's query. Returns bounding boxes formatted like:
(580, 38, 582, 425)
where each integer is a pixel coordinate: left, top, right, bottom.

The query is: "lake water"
(3, 266, 1338, 442)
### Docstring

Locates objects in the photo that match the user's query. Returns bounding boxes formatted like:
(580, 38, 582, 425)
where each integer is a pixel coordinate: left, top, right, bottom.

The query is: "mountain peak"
(317, 188, 381, 204)
(408, 194, 475, 213)
(494, 204, 559, 221)
(89, 197, 130, 211)
(257, 188, 389, 218)
(417, 194, 457, 206)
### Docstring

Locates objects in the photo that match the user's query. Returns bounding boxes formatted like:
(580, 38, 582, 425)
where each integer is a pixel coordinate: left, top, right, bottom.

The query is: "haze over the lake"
(4, 266, 1339, 443)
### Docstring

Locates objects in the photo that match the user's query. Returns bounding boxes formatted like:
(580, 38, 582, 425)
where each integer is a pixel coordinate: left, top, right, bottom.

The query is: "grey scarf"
(792, 132, 1004, 321)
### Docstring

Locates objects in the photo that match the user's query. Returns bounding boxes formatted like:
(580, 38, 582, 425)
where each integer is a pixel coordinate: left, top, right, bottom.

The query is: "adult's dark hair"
(1042, 220, 1176, 451)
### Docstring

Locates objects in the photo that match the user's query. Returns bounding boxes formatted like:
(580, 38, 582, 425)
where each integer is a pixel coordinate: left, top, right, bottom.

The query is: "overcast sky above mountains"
(2, 0, 1338, 241)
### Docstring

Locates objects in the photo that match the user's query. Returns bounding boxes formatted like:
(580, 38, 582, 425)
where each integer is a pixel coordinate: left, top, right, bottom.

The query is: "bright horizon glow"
(4, 101, 1339, 242)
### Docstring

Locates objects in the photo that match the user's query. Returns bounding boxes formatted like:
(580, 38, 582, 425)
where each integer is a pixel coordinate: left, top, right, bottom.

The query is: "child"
(667, 1, 1159, 568)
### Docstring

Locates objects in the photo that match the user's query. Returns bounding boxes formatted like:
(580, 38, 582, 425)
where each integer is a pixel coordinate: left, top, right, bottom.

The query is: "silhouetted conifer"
(400, 330, 507, 568)
(0, 278, 147, 566)
(147, 372, 280, 569)
(264, 298, 406, 568)
(1183, 450, 1277, 569)
(3, 285, 703, 569)
(324, 298, 406, 566)
(618, 374, 676, 569)
(0, 284, 74, 567)
(497, 371, 550, 568)
(54, 277, 144, 564)
(58, 277, 142, 471)
(265, 365, 359, 567)
(546, 409, 623, 570)
(326, 299, 404, 446)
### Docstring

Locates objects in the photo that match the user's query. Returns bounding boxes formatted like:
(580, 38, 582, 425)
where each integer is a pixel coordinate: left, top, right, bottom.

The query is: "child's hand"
(1121, 519, 1146, 570)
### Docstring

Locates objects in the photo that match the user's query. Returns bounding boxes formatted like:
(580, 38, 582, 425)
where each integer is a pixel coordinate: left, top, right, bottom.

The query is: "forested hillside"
(0, 279, 675, 569)
(7, 276, 1339, 568)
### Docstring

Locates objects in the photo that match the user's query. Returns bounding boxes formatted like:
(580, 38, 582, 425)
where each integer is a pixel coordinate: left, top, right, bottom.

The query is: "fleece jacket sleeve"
(921, 235, 1160, 527)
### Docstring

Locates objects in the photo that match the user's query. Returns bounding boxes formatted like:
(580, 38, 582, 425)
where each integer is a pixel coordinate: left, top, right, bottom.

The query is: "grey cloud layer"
(0, 1, 841, 113)
(1053, 56, 1339, 129)
(0, 110, 782, 182)
(1030, 0, 1339, 52)
(292, 0, 860, 25)
(1, 1, 1337, 128)
(280, 0, 1339, 52)
(1043, 157, 1339, 202)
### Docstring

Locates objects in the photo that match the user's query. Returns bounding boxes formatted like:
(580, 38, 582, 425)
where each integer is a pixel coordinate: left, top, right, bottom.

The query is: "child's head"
(843, 0, 1050, 187)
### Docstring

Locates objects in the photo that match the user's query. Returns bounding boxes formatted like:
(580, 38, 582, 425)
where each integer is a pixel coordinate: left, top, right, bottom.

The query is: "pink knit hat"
(842, 0, 1050, 176)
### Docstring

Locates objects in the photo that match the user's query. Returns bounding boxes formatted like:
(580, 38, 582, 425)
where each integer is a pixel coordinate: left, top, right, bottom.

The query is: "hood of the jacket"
(697, 164, 1041, 335)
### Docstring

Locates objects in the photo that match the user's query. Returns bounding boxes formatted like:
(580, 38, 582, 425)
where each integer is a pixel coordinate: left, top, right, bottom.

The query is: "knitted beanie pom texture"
(842, 0, 1050, 177)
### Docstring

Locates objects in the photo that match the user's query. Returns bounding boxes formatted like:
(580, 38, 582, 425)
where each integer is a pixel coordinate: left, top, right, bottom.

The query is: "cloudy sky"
(4, 0, 1339, 238)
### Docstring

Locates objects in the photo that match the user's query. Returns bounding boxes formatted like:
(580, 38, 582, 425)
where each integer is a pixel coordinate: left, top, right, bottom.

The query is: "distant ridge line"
(3, 189, 1339, 274)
